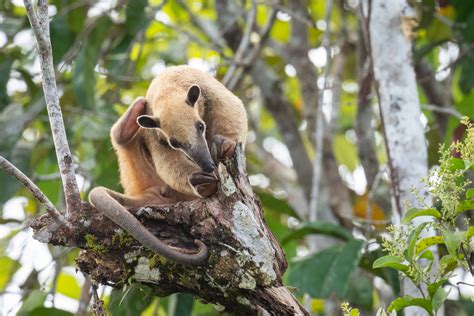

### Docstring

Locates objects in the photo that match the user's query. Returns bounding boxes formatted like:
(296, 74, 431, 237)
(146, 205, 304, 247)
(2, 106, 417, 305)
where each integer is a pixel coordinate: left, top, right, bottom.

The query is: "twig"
(77, 276, 93, 316)
(256, 0, 317, 27)
(460, 244, 474, 276)
(91, 283, 105, 316)
(24, 0, 81, 215)
(227, 8, 278, 90)
(308, 0, 333, 223)
(0, 156, 72, 233)
(421, 104, 463, 119)
(222, 1, 257, 87)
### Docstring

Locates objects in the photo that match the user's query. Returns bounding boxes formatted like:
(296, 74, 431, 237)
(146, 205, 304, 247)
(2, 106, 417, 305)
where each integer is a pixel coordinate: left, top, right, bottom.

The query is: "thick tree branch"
(30, 148, 308, 315)
(24, 0, 81, 215)
(0, 156, 72, 234)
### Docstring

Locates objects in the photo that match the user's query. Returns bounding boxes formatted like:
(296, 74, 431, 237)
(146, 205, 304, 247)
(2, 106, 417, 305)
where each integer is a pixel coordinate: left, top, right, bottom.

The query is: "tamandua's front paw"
(211, 134, 236, 164)
(189, 172, 218, 198)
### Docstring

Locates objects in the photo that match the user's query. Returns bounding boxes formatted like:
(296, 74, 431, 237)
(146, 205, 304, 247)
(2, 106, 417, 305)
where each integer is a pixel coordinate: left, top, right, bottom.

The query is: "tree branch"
(23, 0, 81, 215)
(0, 156, 72, 234)
(222, 1, 257, 87)
(308, 0, 333, 223)
(30, 147, 308, 315)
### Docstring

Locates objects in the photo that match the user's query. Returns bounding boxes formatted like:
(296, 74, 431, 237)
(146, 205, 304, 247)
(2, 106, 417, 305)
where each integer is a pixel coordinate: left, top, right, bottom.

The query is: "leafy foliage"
(0, 0, 473, 315)
(374, 119, 474, 315)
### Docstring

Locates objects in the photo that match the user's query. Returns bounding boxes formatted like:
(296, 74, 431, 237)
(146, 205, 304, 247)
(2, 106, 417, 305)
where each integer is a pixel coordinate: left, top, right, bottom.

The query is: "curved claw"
(189, 172, 218, 197)
(211, 134, 236, 164)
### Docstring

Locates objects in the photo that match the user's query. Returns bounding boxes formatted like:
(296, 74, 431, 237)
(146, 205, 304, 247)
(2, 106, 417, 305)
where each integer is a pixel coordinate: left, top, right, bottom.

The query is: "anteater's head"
(137, 84, 215, 173)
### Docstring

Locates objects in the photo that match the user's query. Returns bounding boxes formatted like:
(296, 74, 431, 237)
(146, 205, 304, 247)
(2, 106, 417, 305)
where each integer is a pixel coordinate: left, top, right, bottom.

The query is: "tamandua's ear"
(186, 84, 201, 106)
(114, 97, 147, 145)
(137, 115, 161, 129)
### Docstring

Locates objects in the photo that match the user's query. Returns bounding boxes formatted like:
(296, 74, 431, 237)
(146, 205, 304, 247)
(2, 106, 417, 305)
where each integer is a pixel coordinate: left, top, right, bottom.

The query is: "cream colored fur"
(115, 65, 247, 198)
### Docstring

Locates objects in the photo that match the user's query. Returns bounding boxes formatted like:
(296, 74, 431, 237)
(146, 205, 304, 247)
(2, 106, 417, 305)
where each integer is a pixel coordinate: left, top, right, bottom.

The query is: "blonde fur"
(141, 65, 247, 196)
(114, 65, 247, 198)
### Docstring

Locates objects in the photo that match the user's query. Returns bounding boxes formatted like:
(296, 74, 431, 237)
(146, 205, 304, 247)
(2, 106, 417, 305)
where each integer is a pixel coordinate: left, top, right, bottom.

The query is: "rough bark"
(30, 147, 307, 315)
(24, 0, 81, 214)
(368, 1, 437, 314)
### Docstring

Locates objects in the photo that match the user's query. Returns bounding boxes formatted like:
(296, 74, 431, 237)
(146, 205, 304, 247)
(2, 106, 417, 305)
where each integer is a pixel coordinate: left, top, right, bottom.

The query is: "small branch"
(222, 1, 257, 87)
(24, 0, 81, 215)
(460, 244, 473, 276)
(308, 0, 333, 223)
(225, 10, 278, 91)
(91, 283, 105, 316)
(421, 104, 462, 119)
(77, 276, 93, 316)
(0, 156, 72, 233)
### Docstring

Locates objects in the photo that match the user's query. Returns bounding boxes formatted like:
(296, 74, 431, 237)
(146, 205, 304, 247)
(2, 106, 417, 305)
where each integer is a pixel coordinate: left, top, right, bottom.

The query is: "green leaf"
(456, 200, 474, 213)
(0, 256, 20, 290)
(387, 296, 433, 314)
(0, 56, 13, 110)
(28, 307, 73, 316)
(459, 54, 474, 94)
(402, 208, 441, 223)
(109, 285, 153, 316)
(345, 274, 373, 310)
(372, 256, 409, 272)
(288, 240, 364, 298)
(428, 278, 448, 298)
(416, 236, 444, 255)
(125, 0, 148, 34)
(432, 286, 450, 312)
(282, 221, 353, 244)
(333, 135, 359, 171)
(17, 290, 48, 316)
(257, 191, 301, 219)
(448, 157, 465, 171)
(168, 293, 194, 316)
(73, 16, 111, 109)
(467, 226, 474, 239)
(56, 272, 81, 300)
(407, 222, 429, 261)
(321, 240, 365, 297)
(466, 188, 474, 199)
(418, 250, 434, 261)
(438, 254, 458, 275)
(443, 230, 464, 256)
(349, 309, 360, 316)
(50, 14, 75, 63)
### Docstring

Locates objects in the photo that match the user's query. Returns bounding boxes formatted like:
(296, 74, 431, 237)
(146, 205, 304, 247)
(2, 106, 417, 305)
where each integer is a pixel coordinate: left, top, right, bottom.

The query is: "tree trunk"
(368, 1, 440, 315)
(30, 147, 308, 315)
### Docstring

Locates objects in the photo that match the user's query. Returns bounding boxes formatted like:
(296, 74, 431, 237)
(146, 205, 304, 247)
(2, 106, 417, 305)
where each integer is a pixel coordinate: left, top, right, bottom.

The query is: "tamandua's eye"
(169, 138, 181, 148)
(196, 122, 205, 134)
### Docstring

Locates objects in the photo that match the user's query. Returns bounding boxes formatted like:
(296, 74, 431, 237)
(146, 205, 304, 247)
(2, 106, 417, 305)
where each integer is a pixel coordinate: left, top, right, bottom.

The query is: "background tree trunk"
(368, 1, 441, 315)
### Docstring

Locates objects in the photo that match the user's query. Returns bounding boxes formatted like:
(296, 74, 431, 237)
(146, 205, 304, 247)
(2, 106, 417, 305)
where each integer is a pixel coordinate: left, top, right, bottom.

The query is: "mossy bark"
(30, 147, 307, 315)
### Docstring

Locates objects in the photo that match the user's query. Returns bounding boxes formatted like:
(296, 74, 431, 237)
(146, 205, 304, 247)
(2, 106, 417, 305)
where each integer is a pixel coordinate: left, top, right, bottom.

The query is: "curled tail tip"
(193, 239, 209, 261)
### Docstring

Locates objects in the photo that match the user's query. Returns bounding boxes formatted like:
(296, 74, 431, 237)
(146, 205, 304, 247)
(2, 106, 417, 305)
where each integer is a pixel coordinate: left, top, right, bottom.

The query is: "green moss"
(111, 231, 135, 248)
(84, 234, 106, 254)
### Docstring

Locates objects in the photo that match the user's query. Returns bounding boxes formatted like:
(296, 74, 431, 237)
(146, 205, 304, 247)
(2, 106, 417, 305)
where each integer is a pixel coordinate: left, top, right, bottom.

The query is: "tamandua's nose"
(203, 161, 215, 173)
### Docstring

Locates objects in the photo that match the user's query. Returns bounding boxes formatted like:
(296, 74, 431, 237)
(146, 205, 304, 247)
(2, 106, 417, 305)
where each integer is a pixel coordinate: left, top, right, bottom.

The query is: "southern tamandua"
(89, 65, 248, 264)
